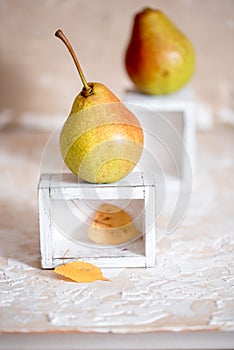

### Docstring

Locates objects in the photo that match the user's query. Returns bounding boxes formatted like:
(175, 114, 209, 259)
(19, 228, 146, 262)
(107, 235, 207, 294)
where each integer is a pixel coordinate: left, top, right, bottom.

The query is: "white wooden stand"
(38, 172, 156, 269)
(124, 87, 196, 184)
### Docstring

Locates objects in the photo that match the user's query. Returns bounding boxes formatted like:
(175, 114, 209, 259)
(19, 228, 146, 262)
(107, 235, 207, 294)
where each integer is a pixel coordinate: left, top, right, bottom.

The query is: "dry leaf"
(54, 261, 109, 283)
(88, 203, 141, 245)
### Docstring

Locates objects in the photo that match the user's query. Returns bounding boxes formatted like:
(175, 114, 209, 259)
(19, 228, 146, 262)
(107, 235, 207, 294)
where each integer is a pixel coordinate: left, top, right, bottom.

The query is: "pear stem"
(55, 29, 93, 96)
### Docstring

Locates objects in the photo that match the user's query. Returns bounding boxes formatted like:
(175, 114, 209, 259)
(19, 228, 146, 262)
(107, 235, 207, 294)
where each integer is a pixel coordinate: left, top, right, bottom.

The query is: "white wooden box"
(124, 88, 196, 185)
(38, 172, 156, 269)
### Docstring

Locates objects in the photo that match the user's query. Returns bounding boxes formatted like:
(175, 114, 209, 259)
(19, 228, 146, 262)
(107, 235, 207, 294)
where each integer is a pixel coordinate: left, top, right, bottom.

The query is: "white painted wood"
(124, 89, 196, 184)
(50, 186, 146, 200)
(38, 175, 53, 269)
(52, 256, 147, 269)
(145, 182, 156, 267)
(38, 172, 156, 269)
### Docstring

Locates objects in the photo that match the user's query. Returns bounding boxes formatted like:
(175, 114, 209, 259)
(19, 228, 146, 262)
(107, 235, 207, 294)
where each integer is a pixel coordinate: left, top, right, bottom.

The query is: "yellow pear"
(88, 203, 141, 245)
(125, 8, 195, 94)
(55, 30, 144, 183)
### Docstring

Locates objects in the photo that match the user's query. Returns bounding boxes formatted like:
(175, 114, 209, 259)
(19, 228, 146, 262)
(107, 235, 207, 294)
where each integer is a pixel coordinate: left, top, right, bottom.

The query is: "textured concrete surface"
(0, 125, 233, 337)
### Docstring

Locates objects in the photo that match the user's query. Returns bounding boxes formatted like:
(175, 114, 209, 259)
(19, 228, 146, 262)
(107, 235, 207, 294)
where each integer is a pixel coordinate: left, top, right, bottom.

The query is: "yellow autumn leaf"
(54, 261, 109, 283)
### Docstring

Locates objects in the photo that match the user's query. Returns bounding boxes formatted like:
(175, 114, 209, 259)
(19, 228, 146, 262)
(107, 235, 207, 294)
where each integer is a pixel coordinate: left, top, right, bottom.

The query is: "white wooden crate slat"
(38, 186, 53, 267)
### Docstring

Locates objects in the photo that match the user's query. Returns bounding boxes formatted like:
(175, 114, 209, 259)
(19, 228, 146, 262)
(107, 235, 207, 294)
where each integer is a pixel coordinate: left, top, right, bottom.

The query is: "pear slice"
(88, 203, 141, 245)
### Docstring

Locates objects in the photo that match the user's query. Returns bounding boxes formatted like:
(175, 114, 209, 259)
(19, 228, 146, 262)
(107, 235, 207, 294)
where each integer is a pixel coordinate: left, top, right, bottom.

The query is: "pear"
(55, 30, 144, 183)
(88, 203, 141, 245)
(125, 8, 195, 95)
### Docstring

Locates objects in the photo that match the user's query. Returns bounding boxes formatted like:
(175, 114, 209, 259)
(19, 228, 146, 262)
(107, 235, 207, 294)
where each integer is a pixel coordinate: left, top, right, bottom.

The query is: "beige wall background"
(0, 0, 233, 128)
